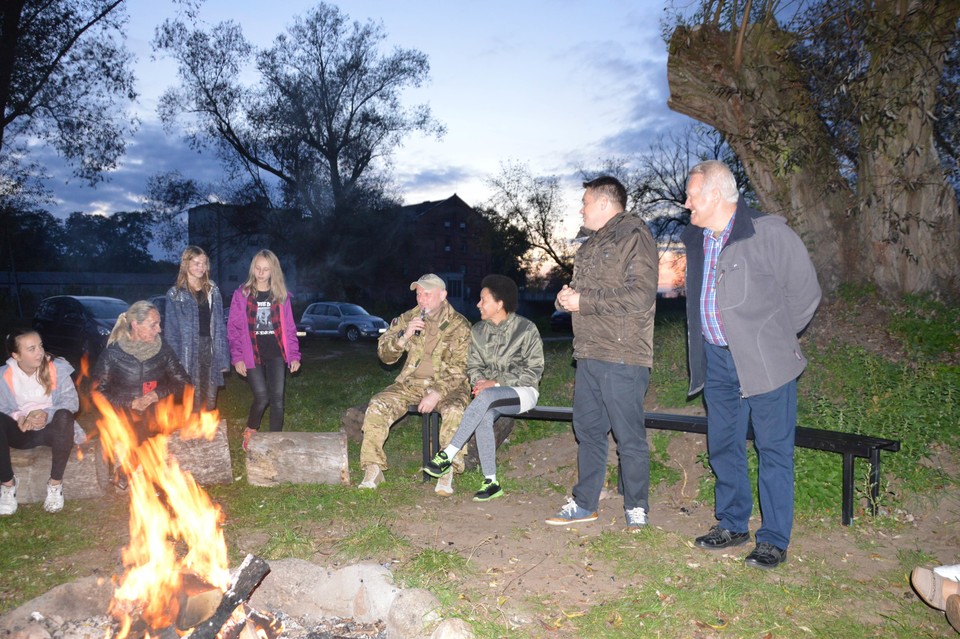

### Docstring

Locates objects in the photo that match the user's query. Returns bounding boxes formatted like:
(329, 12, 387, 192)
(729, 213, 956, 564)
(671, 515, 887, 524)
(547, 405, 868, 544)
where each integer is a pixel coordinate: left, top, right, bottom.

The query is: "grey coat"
(164, 284, 230, 387)
(682, 201, 821, 398)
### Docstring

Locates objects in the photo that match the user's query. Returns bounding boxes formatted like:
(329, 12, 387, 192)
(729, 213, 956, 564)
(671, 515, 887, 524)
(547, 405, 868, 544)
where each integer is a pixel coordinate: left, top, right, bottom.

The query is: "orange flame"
(93, 386, 229, 637)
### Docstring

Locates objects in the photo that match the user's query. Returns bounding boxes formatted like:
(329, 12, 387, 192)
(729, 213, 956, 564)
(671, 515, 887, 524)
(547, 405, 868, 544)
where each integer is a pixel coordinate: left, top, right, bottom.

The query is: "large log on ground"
(245, 431, 349, 486)
(167, 419, 233, 485)
(10, 439, 109, 503)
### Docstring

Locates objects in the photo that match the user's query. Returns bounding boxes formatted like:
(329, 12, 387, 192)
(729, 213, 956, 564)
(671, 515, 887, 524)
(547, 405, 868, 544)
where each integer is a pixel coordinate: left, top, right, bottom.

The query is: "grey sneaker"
(44, 482, 64, 513)
(545, 497, 598, 526)
(0, 477, 18, 516)
(624, 506, 647, 528)
(358, 464, 384, 489)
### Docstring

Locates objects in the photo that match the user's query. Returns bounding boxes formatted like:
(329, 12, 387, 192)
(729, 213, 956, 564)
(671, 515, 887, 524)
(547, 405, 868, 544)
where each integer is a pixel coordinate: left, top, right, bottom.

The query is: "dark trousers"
(0, 409, 75, 483)
(703, 342, 797, 549)
(194, 335, 217, 412)
(571, 358, 650, 513)
(246, 357, 287, 432)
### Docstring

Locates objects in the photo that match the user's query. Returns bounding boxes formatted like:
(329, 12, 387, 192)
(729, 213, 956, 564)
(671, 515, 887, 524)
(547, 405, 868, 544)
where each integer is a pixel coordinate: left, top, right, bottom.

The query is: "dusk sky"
(37, 0, 693, 225)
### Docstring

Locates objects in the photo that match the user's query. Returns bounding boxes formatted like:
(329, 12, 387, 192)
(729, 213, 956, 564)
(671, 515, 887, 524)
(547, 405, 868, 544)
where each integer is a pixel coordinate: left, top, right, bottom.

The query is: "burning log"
(189, 555, 272, 639)
(175, 573, 223, 630)
(245, 431, 349, 486)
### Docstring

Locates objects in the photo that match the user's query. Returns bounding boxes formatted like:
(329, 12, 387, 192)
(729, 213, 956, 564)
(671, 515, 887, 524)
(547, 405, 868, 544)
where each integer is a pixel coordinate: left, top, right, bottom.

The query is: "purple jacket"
(227, 288, 301, 369)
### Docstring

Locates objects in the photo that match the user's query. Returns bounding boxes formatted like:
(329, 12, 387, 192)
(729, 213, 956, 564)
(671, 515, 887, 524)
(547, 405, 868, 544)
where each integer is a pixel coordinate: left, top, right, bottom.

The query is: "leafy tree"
(666, 0, 960, 297)
(154, 2, 443, 220)
(0, 0, 139, 182)
(486, 161, 575, 278)
(142, 170, 208, 260)
(476, 206, 532, 285)
(61, 211, 158, 272)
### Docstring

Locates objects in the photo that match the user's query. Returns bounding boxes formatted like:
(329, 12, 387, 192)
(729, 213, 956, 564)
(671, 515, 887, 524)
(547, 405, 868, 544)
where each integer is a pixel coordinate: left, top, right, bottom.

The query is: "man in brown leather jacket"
(547, 176, 658, 528)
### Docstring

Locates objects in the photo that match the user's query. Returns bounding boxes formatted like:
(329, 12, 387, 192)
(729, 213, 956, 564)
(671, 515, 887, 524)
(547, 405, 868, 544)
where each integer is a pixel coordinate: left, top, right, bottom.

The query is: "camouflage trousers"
(359, 378, 470, 473)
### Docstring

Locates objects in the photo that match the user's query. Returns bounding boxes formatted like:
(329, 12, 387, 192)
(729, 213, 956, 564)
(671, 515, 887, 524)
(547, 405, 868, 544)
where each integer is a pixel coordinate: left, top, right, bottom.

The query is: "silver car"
(299, 302, 388, 342)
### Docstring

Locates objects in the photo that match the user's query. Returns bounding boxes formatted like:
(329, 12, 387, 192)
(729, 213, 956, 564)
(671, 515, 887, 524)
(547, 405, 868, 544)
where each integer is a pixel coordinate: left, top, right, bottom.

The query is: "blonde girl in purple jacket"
(227, 250, 301, 450)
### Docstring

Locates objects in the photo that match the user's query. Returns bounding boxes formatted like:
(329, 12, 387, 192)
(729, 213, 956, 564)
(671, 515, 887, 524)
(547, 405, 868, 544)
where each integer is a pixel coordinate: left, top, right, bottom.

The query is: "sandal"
(242, 427, 257, 452)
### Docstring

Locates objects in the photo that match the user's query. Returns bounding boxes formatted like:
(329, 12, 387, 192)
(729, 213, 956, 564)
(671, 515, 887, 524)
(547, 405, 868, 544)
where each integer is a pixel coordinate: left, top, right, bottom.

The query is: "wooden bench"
(420, 405, 901, 526)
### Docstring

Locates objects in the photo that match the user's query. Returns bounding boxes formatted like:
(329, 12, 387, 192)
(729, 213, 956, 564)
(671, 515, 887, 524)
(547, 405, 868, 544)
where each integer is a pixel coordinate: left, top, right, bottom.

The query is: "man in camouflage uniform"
(358, 274, 471, 495)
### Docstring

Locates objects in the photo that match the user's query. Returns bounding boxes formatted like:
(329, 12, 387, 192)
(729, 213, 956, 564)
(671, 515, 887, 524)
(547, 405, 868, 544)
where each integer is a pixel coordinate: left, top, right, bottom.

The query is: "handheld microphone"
(414, 308, 426, 336)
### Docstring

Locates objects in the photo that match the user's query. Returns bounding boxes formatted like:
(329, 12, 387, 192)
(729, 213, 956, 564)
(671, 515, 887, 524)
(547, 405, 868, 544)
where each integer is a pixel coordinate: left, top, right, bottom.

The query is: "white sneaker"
(0, 477, 18, 516)
(435, 472, 454, 496)
(358, 464, 384, 489)
(624, 506, 648, 528)
(44, 482, 64, 513)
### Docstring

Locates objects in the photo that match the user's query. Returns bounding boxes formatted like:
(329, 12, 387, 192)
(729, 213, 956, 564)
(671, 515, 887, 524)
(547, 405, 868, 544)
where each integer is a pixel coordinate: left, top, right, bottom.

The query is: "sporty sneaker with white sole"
(545, 497, 598, 525)
(358, 464, 384, 489)
(624, 506, 647, 528)
(0, 477, 18, 516)
(44, 482, 64, 513)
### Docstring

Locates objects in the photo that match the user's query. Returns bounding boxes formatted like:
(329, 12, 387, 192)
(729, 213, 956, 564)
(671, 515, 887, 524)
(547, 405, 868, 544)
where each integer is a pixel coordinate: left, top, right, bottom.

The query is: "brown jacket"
(565, 210, 658, 367)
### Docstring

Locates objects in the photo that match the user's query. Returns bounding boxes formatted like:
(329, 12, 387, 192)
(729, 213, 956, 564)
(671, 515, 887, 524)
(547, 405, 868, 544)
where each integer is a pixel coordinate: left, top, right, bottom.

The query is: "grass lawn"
(0, 294, 958, 638)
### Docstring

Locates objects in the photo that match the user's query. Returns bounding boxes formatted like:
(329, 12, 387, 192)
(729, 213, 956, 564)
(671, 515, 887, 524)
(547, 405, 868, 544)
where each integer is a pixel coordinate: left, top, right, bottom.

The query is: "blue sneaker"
(545, 497, 598, 526)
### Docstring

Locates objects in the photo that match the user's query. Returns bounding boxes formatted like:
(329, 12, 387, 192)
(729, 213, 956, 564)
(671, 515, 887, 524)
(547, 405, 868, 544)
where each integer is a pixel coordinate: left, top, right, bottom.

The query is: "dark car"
(298, 302, 388, 342)
(550, 310, 572, 332)
(33, 295, 128, 365)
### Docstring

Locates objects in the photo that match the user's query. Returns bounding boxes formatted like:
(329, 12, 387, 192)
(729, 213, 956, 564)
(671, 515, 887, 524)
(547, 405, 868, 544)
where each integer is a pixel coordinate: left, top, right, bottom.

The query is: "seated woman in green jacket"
(424, 275, 544, 501)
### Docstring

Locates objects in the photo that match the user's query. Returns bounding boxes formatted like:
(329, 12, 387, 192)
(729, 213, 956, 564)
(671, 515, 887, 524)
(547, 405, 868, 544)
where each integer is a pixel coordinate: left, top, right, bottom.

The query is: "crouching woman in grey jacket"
(423, 275, 544, 502)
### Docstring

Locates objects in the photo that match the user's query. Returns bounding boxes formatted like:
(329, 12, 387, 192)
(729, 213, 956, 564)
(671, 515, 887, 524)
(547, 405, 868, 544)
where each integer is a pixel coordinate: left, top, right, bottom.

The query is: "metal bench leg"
(421, 413, 431, 482)
(841, 453, 854, 526)
(868, 449, 881, 516)
(421, 412, 441, 482)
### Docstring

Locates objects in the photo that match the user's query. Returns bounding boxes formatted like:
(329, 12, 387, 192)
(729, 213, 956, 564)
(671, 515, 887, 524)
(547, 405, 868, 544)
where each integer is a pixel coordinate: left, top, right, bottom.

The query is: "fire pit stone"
(0, 561, 475, 639)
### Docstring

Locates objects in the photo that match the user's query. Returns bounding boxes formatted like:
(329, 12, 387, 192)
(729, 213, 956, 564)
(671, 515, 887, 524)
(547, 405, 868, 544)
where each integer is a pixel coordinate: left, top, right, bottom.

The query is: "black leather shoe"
(745, 542, 787, 569)
(695, 525, 750, 549)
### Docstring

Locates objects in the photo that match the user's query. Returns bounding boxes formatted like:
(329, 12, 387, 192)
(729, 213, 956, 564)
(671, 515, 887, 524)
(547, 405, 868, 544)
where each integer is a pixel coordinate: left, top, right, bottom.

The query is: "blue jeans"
(704, 342, 797, 549)
(246, 357, 287, 432)
(571, 359, 650, 513)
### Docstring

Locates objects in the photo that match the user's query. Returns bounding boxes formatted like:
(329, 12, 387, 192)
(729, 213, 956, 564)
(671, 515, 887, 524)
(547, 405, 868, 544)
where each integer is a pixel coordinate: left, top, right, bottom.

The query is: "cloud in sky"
(37, 122, 225, 216)
(32, 0, 696, 220)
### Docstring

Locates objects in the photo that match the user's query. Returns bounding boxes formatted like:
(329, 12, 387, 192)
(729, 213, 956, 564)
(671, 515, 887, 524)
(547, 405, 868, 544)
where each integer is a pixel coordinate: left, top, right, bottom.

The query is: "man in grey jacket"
(682, 160, 821, 569)
(548, 176, 658, 528)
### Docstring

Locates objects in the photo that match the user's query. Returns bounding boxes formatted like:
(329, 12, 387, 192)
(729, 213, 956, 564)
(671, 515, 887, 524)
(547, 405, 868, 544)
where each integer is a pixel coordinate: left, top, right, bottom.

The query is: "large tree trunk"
(855, 3, 960, 296)
(667, 24, 850, 292)
(667, 10, 960, 298)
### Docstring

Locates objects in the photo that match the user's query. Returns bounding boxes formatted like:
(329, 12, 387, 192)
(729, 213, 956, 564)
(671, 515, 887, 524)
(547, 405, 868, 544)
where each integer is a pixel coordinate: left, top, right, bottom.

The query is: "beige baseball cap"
(409, 273, 446, 291)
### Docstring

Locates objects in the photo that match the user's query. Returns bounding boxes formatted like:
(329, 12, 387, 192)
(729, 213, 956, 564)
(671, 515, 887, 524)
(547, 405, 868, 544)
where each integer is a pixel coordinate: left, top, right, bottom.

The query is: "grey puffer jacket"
(565, 211, 658, 367)
(682, 200, 821, 398)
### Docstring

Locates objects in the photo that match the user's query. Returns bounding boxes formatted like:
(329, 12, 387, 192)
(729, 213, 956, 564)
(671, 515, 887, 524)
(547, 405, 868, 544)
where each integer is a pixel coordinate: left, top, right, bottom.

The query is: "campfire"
(92, 388, 279, 639)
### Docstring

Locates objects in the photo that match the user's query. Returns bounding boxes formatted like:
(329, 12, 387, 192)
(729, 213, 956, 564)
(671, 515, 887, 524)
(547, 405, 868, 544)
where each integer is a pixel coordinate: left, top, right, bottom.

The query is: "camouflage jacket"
(378, 301, 471, 399)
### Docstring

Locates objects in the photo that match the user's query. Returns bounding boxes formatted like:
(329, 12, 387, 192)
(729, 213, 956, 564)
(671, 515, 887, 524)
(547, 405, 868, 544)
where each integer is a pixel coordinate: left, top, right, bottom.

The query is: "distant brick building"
(386, 194, 493, 315)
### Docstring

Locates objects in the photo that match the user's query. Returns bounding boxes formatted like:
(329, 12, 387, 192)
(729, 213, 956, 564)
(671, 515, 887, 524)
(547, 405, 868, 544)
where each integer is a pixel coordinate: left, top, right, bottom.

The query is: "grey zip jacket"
(682, 201, 821, 398)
